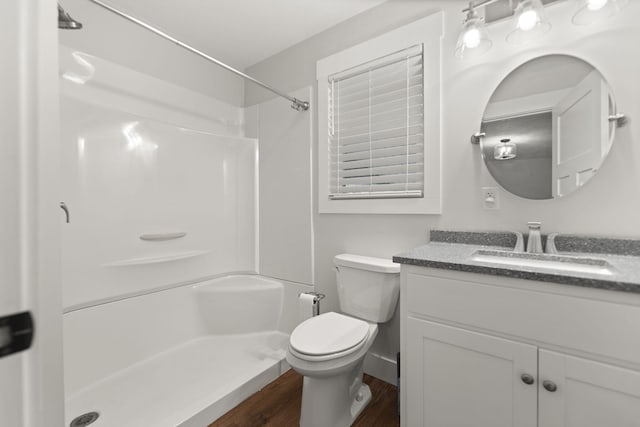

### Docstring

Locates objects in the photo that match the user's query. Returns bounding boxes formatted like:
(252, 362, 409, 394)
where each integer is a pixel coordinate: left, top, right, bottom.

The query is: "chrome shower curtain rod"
(86, 0, 310, 111)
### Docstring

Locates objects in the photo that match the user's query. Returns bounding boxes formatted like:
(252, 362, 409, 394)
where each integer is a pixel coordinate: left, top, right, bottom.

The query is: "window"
(328, 45, 424, 200)
(317, 12, 442, 214)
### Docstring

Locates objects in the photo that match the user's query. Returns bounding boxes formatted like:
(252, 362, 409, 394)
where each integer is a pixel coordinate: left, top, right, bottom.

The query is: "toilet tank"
(334, 254, 401, 323)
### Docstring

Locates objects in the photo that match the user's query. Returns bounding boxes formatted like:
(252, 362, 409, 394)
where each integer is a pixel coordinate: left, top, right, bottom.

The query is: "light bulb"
(573, 0, 627, 25)
(518, 9, 539, 31)
(455, 6, 492, 59)
(587, 0, 608, 10)
(463, 28, 481, 48)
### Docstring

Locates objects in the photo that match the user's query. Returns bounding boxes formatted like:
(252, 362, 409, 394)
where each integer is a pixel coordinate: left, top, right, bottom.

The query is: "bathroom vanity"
(392, 48, 640, 426)
(394, 231, 640, 427)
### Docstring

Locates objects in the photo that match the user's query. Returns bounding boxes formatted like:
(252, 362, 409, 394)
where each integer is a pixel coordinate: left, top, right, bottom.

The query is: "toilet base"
(299, 362, 371, 427)
(350, 383, 372, 422)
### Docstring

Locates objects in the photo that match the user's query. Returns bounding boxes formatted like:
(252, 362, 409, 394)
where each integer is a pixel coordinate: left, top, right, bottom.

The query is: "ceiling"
(99, 0, 388, 70)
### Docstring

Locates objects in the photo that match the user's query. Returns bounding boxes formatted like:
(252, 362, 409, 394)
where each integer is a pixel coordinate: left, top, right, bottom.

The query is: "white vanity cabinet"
(405, 318, 538, 427)
(400, 265, 640, 427)
(538, 349, 640, 427)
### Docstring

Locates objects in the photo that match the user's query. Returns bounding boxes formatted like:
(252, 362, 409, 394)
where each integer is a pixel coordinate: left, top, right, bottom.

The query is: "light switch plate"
(482, 187, 499, 209)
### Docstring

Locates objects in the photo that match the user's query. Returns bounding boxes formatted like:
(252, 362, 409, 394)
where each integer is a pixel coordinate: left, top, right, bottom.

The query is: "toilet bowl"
(286, 312, 378, 427)
(287, 254, 400, 427)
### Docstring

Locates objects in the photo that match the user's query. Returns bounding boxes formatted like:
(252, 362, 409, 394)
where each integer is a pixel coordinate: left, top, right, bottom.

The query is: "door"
(551, 70, 608, 197)
(1, 2, 33, 425)
(405, 318, 538, 427)
(539, 349, 640, 427)
(1, 1, 64, 426)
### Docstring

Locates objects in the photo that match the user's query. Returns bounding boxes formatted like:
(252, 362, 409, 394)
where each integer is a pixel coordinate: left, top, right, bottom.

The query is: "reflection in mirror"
(480, 54, 618, 200)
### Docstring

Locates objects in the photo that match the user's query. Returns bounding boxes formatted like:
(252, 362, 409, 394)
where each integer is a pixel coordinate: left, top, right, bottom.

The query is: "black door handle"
(0, 311, 34, 358)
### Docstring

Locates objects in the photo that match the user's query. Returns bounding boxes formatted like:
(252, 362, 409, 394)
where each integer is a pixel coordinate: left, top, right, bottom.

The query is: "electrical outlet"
(482, 187, 499, 209)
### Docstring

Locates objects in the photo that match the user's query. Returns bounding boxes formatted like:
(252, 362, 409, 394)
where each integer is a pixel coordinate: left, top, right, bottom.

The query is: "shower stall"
(57, 2, 311, 425)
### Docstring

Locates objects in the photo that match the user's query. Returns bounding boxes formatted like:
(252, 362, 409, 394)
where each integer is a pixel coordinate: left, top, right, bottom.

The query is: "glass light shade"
(572, 0, 628, 25)
(455, 10, 492, 59)
(494, 139, 517, 160)
(506, 0, 551, 44)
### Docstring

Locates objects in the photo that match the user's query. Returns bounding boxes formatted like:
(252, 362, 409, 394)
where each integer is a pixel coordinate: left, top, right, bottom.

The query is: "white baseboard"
(364, 351, 397, 386)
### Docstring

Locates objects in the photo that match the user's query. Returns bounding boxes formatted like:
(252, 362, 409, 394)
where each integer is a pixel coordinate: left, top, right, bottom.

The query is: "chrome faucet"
(526, 222, 543, 253)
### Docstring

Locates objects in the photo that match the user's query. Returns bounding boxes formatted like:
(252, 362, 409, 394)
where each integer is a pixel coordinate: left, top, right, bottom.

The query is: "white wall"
(245, 0, 640, 378)
(58, 0, 244, 106)
(256, 87, 314, 286)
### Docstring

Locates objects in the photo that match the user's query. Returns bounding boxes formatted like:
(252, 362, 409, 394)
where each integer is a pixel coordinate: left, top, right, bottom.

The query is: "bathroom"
(1, 0, 639, 426)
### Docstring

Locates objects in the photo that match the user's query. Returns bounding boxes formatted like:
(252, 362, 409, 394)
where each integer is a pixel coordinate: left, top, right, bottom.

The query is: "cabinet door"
(406, 318, 538, 427)
(539, 349, 640, 427)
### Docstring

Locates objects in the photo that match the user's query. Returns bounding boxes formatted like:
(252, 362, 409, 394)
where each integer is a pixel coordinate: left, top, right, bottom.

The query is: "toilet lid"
(290, 312, 370, 356)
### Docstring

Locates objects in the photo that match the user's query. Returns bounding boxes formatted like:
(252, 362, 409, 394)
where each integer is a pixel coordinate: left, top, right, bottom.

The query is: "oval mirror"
(479, 54, 621, 200)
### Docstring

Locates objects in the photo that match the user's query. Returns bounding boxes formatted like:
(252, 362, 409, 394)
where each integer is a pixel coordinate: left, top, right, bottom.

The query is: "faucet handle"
(527, 221, 541, 230)
(526, 222, 543, 253)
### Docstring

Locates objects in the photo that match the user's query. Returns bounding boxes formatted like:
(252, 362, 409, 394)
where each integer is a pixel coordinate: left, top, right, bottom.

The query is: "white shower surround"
(60, 46, 257, 310)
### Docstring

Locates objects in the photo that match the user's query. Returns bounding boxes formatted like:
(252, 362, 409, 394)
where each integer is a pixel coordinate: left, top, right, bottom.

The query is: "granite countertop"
(393, 230, 640, 294)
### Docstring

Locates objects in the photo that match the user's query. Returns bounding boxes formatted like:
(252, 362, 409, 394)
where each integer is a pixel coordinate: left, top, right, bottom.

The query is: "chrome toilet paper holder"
(300, 292, 325, 317)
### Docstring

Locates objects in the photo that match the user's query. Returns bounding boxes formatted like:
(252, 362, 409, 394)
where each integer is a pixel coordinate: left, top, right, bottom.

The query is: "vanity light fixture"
(572, 0, 628, 25)
(456, 0, 556, 59)
(494, 138, 517, 160)
(506, 0, 552, 44)
(455, 3, 493, 59)
(455, 0, 630, 58)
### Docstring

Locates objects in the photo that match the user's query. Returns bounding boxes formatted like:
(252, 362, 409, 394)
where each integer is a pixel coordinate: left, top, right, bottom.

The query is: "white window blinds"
(328, 44, 424, 200)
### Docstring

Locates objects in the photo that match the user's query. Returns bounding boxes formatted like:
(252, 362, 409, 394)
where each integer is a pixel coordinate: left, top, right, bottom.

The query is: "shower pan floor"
(65, 331, 289, 427)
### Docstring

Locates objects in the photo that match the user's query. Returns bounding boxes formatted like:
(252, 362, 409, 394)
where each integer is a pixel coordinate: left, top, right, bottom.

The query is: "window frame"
(317, 12, 443, 214)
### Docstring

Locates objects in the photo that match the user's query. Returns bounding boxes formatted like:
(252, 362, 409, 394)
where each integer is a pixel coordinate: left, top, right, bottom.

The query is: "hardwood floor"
(210, 370, 400, 427)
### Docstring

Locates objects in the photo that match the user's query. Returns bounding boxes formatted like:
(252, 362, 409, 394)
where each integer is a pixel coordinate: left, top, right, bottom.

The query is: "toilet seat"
(290, 312, 370, 361)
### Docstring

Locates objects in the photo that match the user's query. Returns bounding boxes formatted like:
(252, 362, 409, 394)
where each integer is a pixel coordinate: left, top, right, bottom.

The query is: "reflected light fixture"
(455, 3, 492, 59)
(506, 0, 551, 44)
(494, 138, 517, 160)
(572, 0, 628, 25)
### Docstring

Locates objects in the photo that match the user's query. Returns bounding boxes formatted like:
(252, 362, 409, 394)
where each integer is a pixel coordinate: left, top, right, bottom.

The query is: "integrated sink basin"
(469, 250, 616, 276)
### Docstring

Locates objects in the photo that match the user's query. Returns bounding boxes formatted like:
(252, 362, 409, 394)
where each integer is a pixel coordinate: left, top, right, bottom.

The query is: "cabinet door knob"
(543, 380, 558, 392)
(520, 373, 535, 385)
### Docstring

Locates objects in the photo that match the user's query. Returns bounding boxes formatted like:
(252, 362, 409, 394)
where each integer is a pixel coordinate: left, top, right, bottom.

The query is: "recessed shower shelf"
(103, 250, 210, 267)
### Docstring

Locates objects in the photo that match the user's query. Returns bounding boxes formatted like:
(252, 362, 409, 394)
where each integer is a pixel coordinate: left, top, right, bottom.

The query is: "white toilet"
(286, 254, 400, 427)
